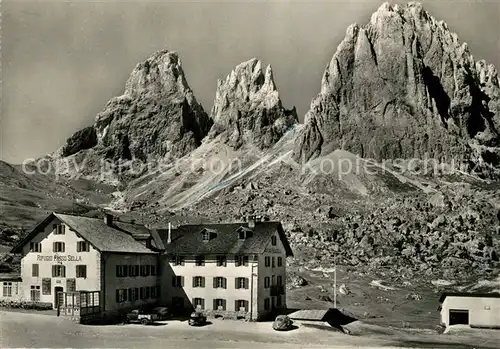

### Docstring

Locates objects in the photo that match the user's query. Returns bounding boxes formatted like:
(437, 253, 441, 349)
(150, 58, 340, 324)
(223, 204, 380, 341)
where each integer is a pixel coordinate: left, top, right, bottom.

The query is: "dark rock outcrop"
(208, 58, 298, 149)
(61, 126, 97, 157)
(293, 2, 500, 177)
(62, 50, 213, 163)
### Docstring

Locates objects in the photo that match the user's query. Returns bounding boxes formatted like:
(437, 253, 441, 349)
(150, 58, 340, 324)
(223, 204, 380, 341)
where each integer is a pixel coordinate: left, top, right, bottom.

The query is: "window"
(264, 298, 270, 310)
(76, 265, 87, 278)
(272, 257, 275, 268)
(265, 256, 271, 267)
(116, 265, 128, 278)
(150, 285, 158, 298)
(193, 276, 205, 288)
(115, 289, 127, 303)
(173, 256, 185, 266)
(134, 265, 139, 276)
(128, 288, 139, 301)
(271, 236, 277, 246)
(264, 277, 270, 288)
(213, 277, 227, 289)
(235, 255, 249, 267)
(272, 275, 276, 285)
(67, 278, 76, 292)
(235, 277, 249, 289)
(53, 242, 65, 253)
(195, 255, 205, 266)
(127, 265, 138, 277)
(140, 287, 145, 300)
(239, 230, 245, 240)
(277, 257, 283, 267)
(202, 231, 211, 242)
(77, 241, 90, 252)
(30, 285, 40, 302)
(235, 299, 248, 311)
(29, 242, 42, 252)
(193, 297, 204, 310)
(277, 275, 283, 286)
(214, 298, 226, 311)
(216, 256, 227, 267)
(172, 275, 184, 287)
(53, 224, 65, 235)
(52, 265, 66, 277)
(151, 265, 157, 276)
(140, 265, 150, 277)
(2, 282, 12, 297)
(32, 264, 39, 277)
(42, 278, 51, 295)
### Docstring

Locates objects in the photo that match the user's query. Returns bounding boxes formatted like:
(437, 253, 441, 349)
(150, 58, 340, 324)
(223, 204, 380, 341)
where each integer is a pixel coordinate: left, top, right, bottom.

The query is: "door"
(54, 287, 64, 310)
(449, 309, 469, 325)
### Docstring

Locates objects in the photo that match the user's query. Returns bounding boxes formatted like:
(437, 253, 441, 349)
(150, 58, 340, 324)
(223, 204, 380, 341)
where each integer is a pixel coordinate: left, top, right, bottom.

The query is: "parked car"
(124, 309, 159, 325)
(272, 315, 294, 331)
(188, 311, 207, 326)
(151, 306, 170, 320)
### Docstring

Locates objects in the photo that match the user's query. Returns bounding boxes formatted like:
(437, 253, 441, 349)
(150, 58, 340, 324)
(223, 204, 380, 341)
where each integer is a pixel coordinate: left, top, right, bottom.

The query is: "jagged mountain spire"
(208, 58, 298, 149)
(294, 1, 500, 178)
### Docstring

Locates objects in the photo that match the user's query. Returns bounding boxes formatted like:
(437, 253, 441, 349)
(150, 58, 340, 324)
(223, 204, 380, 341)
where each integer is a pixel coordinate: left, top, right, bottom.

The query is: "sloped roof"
(159, 221, 293, 256)
(11, 212, 156, 254)
(0, 272, 22, 282)
(287, 309, 331, 321)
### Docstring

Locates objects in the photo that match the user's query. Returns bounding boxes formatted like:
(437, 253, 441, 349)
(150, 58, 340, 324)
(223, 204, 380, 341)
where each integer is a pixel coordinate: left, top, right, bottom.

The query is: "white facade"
(440, 294, 500, 328)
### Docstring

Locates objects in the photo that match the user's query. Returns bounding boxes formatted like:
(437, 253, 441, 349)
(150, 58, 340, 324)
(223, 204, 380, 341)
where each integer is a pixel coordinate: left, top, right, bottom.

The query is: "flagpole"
(333, 262, 337, 308)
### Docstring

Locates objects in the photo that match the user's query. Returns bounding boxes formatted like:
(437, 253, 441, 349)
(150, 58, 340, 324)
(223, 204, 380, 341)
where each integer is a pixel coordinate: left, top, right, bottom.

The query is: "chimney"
(167, 222, 172, 244)
(104, 213, 113, 226)
(247, 215, 255, 229)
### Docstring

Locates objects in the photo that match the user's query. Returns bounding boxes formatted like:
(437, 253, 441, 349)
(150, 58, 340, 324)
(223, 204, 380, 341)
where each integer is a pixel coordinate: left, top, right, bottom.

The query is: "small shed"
(439, 292, 500, 329)
(0, 273, 23, 302)
(287, 308, 356, 330)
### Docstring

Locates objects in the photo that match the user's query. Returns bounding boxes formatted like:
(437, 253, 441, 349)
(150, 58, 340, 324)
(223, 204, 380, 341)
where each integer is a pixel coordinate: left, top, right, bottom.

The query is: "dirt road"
(0, 311, 495, 348)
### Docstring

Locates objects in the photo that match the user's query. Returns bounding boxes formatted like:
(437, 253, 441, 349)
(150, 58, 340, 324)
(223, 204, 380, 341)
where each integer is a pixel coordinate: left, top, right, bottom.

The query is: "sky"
(1, 0, 499, 164)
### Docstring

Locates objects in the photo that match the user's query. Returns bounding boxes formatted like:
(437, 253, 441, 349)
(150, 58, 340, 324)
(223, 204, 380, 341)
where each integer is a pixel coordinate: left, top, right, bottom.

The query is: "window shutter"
(235, 277, 239, 289)
(62, 266, 66, 277)
(213, 277, 217, 288)
(223, 299, 226, 311)
(245, 300, 249, 311)
(201, 298, 205, 309)
(235, 300, 238, 311)
(53, 242, 56, 252)
(223, 277, 227, 289)
(52, 265, 55, 277)
(116, 265, 120, 277)
(213, 299, 217, 310)
(201, 277, 205, 288)
(245, 278, 249, 289)
(180, 276, 184, 287)
(115, 290, 120, 303)
(192, 276, 196, 288)
(123, 265, 128, 277)
(135, 265, 139, 276)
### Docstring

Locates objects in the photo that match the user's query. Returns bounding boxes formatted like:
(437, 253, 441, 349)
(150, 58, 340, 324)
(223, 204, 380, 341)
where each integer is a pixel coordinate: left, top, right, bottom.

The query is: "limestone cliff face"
(293, 2, 500, 177)
(208, 58, 298, 149)
(62, 50, 213, 162)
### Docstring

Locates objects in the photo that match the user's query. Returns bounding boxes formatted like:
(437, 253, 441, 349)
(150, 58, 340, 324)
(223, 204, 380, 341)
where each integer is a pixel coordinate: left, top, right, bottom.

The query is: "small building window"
(265, 256, 271, 267)
(264, 298, 270, 310)
(271, 236, 277, 246)
(193, 297, 204, 310)
(140, 265, 150, 277)
(264, 277, 270, 288)
(193, 276, 205, 288)
(53, 242, 65, 253)
(216, 256, 227, 267)
(32, 264, 39, 277)
(272, 275, 276, 285)
(115, 289, 127, 303)
(173, 256, 185, 266)
(116, 265, 128, 278)
(172, 275, 184, 287)
(213, 277, 227, 289)
(272, 257, 276, 268)
(30, 285, 40, 302)
(195, 255, 205, 266)
(2, 282, 12, 297)
(202, 231, 211, 242)
(52, 265, 66, 277)
(277, 257, 283, 267)
(235, 277, 248, 289)
(30, 242, 42, 253)
(235, 299, 248, 311)
(235, 255, 248, 267)
(76, 265, 87, 278)
(277, 275, 283, 286)
(53, 224, 65, 235)
(77, 241, 90, 252)
(214, 298, 226, 311)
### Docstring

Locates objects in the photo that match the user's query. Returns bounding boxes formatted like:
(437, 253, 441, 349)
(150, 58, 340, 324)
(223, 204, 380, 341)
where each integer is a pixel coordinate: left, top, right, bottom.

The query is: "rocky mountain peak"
(208, 58, 298, 149)
(61, 49, 213, 163)
(294, 1, 500, 178)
